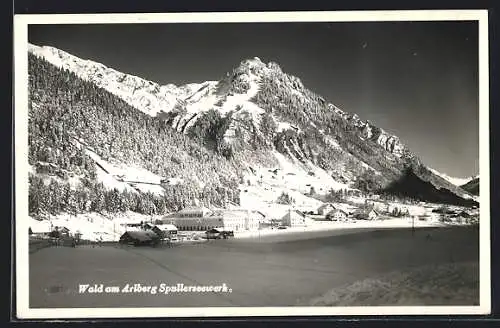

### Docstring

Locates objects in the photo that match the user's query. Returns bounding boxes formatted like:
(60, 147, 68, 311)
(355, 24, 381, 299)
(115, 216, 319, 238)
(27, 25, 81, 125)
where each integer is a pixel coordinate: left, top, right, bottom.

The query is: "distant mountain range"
(428, 168, 476, 187)
(27, 43, 478, 217)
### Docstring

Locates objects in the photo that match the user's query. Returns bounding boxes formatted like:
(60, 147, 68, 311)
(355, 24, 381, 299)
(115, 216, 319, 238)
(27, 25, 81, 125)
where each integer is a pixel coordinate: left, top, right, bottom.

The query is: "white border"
(14, 10, 490, 319)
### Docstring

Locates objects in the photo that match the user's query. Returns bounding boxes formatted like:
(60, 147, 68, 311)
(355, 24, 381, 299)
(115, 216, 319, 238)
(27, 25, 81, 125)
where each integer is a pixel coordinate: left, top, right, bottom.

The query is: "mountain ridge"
(460, 176, 479, 196)
(27, 43, 413, 161)
(428, 168, 477, 187)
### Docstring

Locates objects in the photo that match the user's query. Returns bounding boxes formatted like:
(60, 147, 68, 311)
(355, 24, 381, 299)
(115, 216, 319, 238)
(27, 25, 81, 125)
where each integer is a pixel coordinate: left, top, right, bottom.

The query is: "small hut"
(119, 230, 161, 246)
(151, 224, 178, 239)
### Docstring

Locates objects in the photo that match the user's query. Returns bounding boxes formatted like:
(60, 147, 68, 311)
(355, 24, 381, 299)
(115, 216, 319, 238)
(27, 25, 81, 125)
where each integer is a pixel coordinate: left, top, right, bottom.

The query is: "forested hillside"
(28, 53, 242, 217)
(460, 177, 479, 196)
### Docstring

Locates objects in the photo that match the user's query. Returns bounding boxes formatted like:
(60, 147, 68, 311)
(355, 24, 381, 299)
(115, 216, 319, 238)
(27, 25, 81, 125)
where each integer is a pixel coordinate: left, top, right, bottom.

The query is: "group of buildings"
(28, 202, 387, 244)
(32, 198, 444, 245)
(158, 202, 383, 232)
(314, 203, 379, 221)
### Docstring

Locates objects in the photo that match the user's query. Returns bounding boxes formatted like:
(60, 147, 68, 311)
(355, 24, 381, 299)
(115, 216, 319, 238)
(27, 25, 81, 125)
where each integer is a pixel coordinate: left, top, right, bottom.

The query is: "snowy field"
(29, 225, 479, 308)
(310, 261, 479, 306)
(234, 218, 451, 239)
(238, 150, 352, 216)
(83, 147, 165, 195)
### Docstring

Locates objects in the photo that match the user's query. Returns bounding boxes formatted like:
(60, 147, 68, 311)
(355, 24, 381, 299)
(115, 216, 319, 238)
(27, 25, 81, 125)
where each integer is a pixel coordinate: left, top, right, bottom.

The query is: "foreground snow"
(310, 261, 478, 306)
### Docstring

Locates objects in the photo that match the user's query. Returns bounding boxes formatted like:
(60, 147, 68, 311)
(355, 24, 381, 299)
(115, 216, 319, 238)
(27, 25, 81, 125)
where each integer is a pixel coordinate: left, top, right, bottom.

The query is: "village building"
(281, 210, 308, 227)
(162, 206, 263, 232)
(370, 201, 390, 213)
(353, 208, 379, 220)
(119, 230, 160, 246)
(326, 209, 348, 221)
(50, 226, 71, 238)
(119, 222, 147, 232)
(317, 203, 337, 216)
(166, 206, 213, 219)
(151, 224, 178, 239)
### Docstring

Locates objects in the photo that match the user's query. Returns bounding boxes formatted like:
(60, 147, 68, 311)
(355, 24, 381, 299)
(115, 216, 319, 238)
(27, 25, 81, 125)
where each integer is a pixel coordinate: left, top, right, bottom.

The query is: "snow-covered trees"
(28, 53, 242, 216)
(187, 109, 234, 158)
(28, 174, 171, 217)
(353, 170, 382, 194)
(276, 192, 295, 205)
(259, 112, 277, 144)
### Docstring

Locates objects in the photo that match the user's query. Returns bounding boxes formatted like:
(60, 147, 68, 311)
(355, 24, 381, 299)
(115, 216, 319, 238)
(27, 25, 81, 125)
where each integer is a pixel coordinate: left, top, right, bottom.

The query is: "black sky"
(28, 21, 479, 178)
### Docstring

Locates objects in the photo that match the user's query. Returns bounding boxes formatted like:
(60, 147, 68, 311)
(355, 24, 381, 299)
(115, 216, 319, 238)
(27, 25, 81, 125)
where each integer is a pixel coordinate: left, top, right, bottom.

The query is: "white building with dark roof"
(326, 209, 348, 221)
(162, 207, 263, 232)
(281, 209, 308, 227)
(317, 203, 337, 216)
(353, 208, 379, 220)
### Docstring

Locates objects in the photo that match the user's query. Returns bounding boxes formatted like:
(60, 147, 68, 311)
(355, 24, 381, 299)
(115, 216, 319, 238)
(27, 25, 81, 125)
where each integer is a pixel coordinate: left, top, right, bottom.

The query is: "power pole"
(412, 215, 415, 237)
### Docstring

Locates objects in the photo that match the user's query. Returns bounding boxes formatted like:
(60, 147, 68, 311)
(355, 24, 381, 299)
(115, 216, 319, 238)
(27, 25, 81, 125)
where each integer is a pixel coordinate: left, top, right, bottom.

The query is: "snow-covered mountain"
(27, 43, 478, 209)
(428, 168, 476, 187)
(27, 44, 409, 159)
(28, 43, 216, 117)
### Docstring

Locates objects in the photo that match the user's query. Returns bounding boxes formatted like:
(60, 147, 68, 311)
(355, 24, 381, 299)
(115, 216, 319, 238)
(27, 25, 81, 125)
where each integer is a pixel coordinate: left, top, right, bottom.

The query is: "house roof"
(177, 206, 212, 215)
(328, 208, 348, 215)
(209, 210, 225, 217)
(154, 224, 178, 231)
(318, 203, 336, 211)
(29, 218, 51, 233)
(281, 210, 306, 220)
(353, 206, 378, 216)
(253, 211, 266, 218)
(121, 230, 158, 241)
(54, 226, 70, 232)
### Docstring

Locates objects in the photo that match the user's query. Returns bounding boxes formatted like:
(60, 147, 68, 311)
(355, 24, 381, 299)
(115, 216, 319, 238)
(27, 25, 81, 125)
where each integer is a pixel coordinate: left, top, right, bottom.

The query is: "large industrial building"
(162, 206, 264, 232)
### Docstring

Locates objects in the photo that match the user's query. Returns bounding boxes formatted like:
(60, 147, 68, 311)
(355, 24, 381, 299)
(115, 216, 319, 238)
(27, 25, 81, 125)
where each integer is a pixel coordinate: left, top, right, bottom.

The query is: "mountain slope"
(28, 52, 243, 217)
(28, 43, 216, 117)
(382, 168, 478, 207)
(460, 177, 479, 196)
(28, 44, 477, 210)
